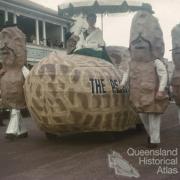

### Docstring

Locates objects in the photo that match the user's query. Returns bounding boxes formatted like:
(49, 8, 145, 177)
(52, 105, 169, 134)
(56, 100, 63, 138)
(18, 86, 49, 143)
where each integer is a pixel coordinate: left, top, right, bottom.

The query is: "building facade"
(0, 0, 73, 65)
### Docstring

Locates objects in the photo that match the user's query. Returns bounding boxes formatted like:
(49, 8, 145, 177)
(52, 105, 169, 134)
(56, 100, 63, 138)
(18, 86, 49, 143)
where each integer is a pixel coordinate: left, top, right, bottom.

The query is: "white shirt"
(76, 28, 105, 51)
(154, 59, 168, 91)
(118, 61, 129, 87)
(22, 66, 30, 79)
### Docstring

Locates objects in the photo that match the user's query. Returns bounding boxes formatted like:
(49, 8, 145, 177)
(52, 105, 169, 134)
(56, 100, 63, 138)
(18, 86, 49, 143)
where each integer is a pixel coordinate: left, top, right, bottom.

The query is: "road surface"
(0, 103, 179, 180)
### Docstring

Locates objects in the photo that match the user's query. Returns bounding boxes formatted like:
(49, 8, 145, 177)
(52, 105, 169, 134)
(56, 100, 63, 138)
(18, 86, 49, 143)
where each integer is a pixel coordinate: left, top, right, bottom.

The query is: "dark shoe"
(147, 136, 159, 148)
(136, 123, 145, 131)
(18, 132, 28, 138)
(45, 132, 58, 140)
(0, 121, 5, 126)
(147, 143, 159, 149)
(5, 133, 16, 140)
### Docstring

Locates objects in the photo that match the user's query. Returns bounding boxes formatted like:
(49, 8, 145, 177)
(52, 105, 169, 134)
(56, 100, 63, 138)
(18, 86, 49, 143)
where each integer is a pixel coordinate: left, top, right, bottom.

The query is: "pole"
(43, 21, 47, 46)
(101, 13, 103, 35)
(35, 19, 40, 45)
(5, 10, 8, 22)
(13, 14, 17, 24)
(61, 25, 64, 47)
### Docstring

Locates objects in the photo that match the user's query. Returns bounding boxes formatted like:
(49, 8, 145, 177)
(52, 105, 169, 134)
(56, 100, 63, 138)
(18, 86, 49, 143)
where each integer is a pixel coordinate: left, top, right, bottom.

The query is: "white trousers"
(6, 109, 27, 136)
(177, 106, 180, 124)
(5, 67, 29, 136)
(139, 113, 161, 143)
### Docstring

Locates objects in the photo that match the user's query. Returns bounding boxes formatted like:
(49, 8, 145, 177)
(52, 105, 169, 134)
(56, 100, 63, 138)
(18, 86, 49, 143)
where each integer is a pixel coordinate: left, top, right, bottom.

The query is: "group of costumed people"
(61, 12, 179, 148)
(0, 11, 180, 149)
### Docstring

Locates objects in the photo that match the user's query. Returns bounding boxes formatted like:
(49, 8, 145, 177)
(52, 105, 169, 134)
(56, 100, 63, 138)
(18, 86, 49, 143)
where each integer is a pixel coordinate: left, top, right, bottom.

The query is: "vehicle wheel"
(21, 109, 30, 118)
(45, 132, 58, 140)
(136, 123, 145, 131)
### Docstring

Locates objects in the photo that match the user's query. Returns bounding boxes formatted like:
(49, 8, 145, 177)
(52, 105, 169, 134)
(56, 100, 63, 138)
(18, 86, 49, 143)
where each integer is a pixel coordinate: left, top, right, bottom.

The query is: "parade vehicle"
(0, 0, 154, 138)
(24, 0, 154, 137)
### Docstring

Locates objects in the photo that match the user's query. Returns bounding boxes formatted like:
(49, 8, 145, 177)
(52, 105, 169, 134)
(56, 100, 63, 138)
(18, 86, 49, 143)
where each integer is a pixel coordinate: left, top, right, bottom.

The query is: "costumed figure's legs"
(139, 113, 149, 135)
(139, 113, 161, 146)
(6, 109, 28, 139)
(148, 114, 161, 144)
(6, 66, 29, 139)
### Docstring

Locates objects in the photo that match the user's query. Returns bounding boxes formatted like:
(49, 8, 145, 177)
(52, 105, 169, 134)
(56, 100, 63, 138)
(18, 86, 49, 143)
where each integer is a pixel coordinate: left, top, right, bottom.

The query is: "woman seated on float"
(72, 13, 111, 63)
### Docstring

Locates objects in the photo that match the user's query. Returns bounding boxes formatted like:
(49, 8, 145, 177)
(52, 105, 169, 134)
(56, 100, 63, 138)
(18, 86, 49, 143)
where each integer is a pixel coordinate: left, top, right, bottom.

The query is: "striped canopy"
(58, 0, 154, 16)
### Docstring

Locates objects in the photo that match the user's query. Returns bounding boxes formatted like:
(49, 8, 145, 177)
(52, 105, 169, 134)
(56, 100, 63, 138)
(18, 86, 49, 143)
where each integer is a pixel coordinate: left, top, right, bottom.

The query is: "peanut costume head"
(0, 26, 26, 70)
(130, 11, 164, 61)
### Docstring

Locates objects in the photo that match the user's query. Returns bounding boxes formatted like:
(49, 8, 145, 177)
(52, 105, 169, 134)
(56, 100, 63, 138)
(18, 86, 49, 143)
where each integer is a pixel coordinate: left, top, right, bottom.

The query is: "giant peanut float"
(24, 47, 140, 135)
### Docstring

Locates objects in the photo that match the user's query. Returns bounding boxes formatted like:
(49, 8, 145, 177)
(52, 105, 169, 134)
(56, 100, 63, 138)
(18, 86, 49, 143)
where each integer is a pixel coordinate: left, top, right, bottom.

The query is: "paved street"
(0, 103, 179, 180)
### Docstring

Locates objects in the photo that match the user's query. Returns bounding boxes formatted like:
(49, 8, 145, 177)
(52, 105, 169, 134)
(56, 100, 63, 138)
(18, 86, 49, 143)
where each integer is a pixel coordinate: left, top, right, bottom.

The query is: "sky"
(30, 0, 180, 61)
